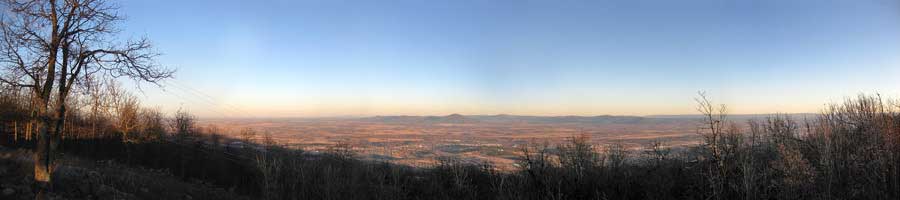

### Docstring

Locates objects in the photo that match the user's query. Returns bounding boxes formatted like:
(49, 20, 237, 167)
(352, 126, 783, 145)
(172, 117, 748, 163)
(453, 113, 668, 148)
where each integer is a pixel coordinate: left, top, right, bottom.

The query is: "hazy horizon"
(192, 112, 821, 120)
(112, 0, 900, 118)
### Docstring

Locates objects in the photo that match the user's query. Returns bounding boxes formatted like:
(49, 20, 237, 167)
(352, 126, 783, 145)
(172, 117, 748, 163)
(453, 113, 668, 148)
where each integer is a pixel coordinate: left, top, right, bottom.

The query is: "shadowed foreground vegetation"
(2, 85, 900, 199)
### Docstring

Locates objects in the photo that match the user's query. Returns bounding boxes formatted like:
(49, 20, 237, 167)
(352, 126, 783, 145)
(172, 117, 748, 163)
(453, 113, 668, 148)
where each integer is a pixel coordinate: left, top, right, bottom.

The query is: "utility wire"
(157, 84, 235, 118)
(162, 80, 258, 118)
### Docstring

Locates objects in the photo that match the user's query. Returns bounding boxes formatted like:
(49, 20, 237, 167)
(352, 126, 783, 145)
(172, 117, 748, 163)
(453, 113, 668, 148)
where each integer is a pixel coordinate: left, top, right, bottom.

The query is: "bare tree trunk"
(52, 100, 67, 154)
(26, 95, 34, 141)
(26, 122, 30, 141)
(32, 101, 52, 192)
(32, 94, 62, 199)
(25, 103, 36, 142)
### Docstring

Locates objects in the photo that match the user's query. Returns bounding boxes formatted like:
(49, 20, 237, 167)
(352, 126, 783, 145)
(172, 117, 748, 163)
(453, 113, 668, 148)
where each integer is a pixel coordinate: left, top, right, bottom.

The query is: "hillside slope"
(0, 147, 250, 200)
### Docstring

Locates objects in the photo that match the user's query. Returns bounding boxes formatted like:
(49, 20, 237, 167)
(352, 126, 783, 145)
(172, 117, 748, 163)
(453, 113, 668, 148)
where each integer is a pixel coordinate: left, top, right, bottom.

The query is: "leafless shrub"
(605, 142, 628, 170)
(239, 128, 256, 143)
(771, 143, 816, 199)
(114, 93, 140, 142)
(517, 140, 558, 198)
(807, 94, 900, 199)
(171, 108, 196, 140)
(558, 134, 601, 177)
(436, 156, 472, 189)
(138, 107, 165, 142)
(327, 140, 355, 159)
(644, 140, 671, 166)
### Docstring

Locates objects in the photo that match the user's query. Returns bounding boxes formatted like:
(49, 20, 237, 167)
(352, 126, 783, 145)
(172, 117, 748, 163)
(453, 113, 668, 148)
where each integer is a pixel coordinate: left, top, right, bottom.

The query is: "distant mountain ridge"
(361, 113, 820, 124)
(362, 114, 673, 124)
(467, 114, 650, 124)
(364, 114, 480, 124)
(646, 113, 820, 120)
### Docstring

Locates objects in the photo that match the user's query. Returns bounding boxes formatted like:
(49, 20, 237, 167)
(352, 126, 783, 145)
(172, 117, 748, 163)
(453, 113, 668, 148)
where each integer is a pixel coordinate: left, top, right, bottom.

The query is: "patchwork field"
(197, 115, 718, 170)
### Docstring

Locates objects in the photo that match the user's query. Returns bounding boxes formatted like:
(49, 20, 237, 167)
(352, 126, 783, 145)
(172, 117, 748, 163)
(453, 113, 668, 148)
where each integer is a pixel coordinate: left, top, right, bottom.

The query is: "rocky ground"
(0, 147, 251, 200)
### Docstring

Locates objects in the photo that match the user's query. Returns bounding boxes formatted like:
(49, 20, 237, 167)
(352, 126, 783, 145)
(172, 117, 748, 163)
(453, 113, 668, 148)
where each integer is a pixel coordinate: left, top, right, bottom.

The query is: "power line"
(160, 81, 244, 117)
(162, 80, 258, 118)
(165, 80, 254, 116)
(157, 85, 235, 118)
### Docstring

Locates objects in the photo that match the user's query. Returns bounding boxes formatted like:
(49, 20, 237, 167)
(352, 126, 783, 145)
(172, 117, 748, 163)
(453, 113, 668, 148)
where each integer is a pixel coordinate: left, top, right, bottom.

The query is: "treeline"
(2, 84, 899, 200)
(0, 84, 262, 195)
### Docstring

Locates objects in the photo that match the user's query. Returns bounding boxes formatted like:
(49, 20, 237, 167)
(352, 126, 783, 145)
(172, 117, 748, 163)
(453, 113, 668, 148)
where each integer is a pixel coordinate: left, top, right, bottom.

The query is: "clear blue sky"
(118, 0, 900, 118)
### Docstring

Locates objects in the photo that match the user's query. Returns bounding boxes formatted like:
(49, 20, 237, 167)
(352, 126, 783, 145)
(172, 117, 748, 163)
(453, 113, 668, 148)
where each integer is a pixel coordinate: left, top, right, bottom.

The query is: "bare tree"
(114, 91, 139, 142)
(558, 134, 601, 178)
(239, 127, 256, 143)
(517, 139, 555, 197)
(644, 140, 670, 166)
(0, 0, 173, 192)
(605, 142, 628, 170)
(139, 107, 164, 141)
(171, 108, 196, 140)
(695, 91, 729, 199)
